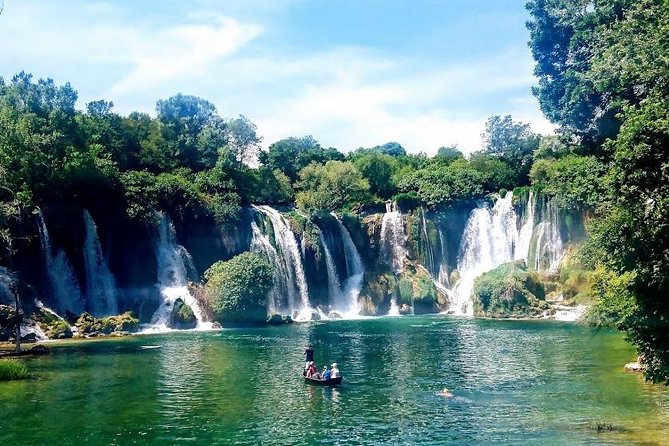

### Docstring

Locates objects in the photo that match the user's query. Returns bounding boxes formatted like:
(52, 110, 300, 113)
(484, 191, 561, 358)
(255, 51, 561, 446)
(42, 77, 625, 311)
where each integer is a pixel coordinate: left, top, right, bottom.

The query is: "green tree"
(528, 0, 669, 382)
(203, 252, 274, 323)
(156, 93, 226, 171)
(259, 136, 344, 181)
(224, 114, 262, 165)
(295, 161, 370, 214)
(352, 152, 397, 199)
(482, 115, 540, 184)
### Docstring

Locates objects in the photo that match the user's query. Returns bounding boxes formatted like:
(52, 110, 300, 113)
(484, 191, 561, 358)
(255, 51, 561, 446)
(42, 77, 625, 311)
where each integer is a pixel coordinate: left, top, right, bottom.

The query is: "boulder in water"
(170, 298, 197, 329)
(266, 313, 294, 325)
(472, 260, 548, 318)
(75, 312, 139, 335)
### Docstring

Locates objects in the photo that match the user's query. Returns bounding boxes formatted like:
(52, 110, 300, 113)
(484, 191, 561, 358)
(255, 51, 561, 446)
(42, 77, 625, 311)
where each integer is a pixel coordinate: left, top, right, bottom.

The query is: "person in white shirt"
(330, 363, 340, 378)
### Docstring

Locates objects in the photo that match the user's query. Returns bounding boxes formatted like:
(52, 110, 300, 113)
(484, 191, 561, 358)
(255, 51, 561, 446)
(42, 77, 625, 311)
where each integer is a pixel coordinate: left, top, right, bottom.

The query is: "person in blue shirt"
(322, 366, 331, 380)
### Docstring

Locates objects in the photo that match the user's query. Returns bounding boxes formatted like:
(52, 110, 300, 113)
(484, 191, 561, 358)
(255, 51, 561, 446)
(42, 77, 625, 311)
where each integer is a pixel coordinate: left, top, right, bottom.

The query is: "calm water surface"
(1, 316, 668, 445)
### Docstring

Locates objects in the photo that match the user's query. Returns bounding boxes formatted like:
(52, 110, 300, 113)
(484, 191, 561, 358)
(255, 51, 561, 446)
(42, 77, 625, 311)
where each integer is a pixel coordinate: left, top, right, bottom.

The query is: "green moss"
(75, 312, 139, 335)
(171, 298, 197, 329)
(473, 260, 548, 318)
(0, 359, 30, 381)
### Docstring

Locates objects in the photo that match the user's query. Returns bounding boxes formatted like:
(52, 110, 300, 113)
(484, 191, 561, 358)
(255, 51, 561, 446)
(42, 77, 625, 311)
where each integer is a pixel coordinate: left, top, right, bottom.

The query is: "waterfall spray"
(149, 213, 209, 330)
(252, 206, 311, 319)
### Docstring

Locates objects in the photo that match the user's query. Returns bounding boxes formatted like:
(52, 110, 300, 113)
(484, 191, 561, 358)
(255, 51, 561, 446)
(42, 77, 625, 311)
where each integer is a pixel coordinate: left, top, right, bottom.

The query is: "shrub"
(0, 359, 30, 381)
(204, 252, 274, 323)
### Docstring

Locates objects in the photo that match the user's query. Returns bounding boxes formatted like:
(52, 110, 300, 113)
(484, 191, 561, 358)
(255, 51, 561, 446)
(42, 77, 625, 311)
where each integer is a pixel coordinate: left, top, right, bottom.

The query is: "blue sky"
(0, 0, 553, 154)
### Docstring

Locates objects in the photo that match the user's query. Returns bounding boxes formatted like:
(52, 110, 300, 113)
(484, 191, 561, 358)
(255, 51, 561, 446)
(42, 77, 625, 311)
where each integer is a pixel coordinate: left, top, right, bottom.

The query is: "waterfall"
(450, 193, 520, 315)
(380, 201, 407, 274)
(149, 213, 209, 330)
(252, 205, 311, 319)
(250, 221, 285, 315)
(36, 211, 84, 315)
(534, 198, 565, 272)
(333, 215, 364, 315)
(319, 229, 344, 309)
(517, 190, 536, 264)
(436, 226, 450, 288)
(82, 210, 118, 316)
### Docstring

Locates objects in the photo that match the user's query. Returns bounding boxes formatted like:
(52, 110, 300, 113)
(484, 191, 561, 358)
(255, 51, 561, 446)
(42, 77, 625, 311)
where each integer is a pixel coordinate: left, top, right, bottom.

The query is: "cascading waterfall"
(333, 215, 364, 316)
(534, 197, 565, 272)
(381, 201, 407, 275)
(252, 205, 311, 319)
(450, 193, 520, 315)
(319, 229, 344, 309)
(436, 226, 450, 288)
(450, 191, 566, 315)
(380, 201, 407, 314)
(82, 210, 118, 316)
(149, 213, 209, 330)
(36, 211, 84, 315)
(250, 221, 286, 315)
(516, 190, 536, 264)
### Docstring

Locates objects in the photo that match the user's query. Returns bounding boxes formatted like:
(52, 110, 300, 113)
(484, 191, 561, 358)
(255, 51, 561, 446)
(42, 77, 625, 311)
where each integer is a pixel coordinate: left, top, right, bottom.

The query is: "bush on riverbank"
(204, 252, 274, 323)
(0, 359, 30, 381)
(473, 260, 548, 317)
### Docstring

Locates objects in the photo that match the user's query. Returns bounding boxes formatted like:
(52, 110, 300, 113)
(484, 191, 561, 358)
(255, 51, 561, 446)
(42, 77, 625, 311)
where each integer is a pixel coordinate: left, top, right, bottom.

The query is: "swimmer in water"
(438, 388, 453, 397)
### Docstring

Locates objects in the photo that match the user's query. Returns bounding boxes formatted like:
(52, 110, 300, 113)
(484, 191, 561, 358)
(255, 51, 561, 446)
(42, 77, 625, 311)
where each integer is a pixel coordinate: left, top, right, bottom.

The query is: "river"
(1, 316, 668, 445)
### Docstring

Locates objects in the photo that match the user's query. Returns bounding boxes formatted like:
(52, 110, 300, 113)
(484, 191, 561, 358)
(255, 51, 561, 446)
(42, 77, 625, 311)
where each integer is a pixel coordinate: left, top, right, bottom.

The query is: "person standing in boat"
(304, 344, 315, 370)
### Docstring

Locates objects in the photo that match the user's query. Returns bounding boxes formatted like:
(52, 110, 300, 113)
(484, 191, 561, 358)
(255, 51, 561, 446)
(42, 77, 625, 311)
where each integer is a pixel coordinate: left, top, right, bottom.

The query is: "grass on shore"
(0, 359, 31, 381)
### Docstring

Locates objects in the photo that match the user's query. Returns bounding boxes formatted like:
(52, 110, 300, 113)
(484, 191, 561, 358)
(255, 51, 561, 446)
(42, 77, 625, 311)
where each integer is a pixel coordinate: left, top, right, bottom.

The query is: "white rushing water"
(148, 213, 210, 331)
(333, 214, 364, 316)
(36, 211, 84, 315)
(449, 192, 565, 315)
(82, 210, 118, 316)
(251, 221, 287, 315)
(319, 229, 344, 309)
(534, 198, 565, 272)
(380, 201, 407, 274)
(252, 205, 311, 320)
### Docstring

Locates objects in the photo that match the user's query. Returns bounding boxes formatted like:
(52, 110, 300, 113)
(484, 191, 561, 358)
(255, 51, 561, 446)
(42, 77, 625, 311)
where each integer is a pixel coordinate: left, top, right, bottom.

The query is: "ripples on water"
(0, 316, 668, 445)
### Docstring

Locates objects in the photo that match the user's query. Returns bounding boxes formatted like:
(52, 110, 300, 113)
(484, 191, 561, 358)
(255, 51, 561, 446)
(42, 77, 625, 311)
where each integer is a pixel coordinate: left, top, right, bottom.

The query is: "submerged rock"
(266, 313, 294, 325)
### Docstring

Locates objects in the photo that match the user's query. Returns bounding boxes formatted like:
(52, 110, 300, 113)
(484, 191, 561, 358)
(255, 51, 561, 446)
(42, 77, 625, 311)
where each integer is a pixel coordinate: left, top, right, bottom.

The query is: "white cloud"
(107, 17, 262, 97)
(0, 1, 552, 156)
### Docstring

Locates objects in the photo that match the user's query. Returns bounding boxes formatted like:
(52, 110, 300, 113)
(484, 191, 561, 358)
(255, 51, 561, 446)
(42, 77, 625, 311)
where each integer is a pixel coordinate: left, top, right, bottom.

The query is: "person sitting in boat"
(304, 344, 314, 370)
(322, 366, 331, 381)
(306, 361, 318, 378)
(330, 363, 340, 378)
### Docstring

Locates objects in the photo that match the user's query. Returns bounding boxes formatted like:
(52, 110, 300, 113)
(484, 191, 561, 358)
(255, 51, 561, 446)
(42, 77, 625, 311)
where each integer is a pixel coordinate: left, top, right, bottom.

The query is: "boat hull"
(304, 376, 342, 386)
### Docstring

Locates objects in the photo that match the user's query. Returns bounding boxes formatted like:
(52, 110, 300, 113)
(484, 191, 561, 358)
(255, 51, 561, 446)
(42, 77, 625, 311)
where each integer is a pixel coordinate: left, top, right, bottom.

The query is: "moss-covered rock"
(35, 308, 73, 340)
(170, 298, 197, 329)
(75, 311, 139, 335)
(472, 260, 548, 317)
(203, 252, 274, 324)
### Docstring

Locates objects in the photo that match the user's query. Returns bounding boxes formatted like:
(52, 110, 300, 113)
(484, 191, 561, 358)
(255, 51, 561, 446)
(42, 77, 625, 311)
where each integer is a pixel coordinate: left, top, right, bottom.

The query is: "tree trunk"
(11, 282, 21, 353)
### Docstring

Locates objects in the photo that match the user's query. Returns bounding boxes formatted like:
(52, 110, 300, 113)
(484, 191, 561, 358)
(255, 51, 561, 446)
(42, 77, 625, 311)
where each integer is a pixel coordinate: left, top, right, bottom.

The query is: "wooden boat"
(304, 375, 343, 386)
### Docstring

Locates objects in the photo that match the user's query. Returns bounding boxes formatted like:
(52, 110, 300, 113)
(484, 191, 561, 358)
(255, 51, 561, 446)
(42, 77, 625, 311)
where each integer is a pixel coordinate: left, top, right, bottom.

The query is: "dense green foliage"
(527, 0, 669, 383)
(0, 359, 30, 381)
(472, 261, 548, 317)
(203, 252, 274, 323)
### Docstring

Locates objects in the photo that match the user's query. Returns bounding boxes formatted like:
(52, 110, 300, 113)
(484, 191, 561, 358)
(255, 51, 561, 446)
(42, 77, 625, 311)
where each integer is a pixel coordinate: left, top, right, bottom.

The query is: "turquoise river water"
(1, 316, 668, 445)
